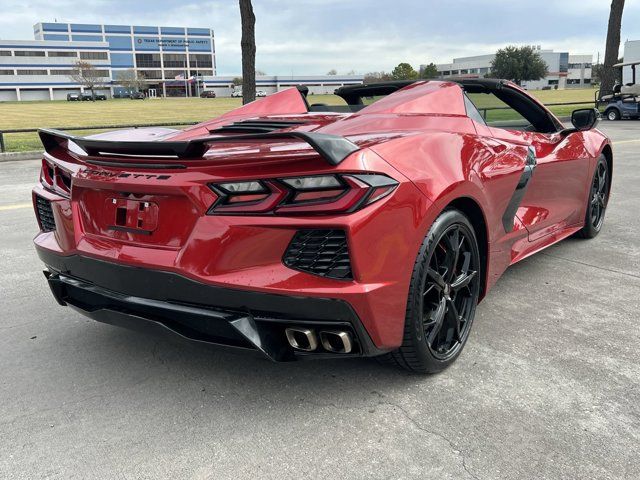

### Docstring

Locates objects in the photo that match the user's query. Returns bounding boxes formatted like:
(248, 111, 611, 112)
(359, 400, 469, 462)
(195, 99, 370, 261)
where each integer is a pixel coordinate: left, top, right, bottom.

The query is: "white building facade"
(432, 49, 593, 90)
(0, 22, 216, 101)
(0, 39, 111, 101)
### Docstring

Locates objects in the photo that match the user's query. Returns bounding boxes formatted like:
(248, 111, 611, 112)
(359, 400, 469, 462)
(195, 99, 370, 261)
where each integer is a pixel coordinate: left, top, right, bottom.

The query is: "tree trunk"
(600, 0, 625, 98)
(239, 0, 256, 105)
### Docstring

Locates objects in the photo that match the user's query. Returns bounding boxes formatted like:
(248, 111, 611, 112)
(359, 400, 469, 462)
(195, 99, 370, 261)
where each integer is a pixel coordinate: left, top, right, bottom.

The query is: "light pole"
(183, 59, 188, 98)
(195, 57, 200, 97)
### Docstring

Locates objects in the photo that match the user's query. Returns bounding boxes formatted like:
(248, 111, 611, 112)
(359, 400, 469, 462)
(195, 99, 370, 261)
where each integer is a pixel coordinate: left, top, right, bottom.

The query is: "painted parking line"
(0, 203, 32, 211)
(614, 139, 640, 145)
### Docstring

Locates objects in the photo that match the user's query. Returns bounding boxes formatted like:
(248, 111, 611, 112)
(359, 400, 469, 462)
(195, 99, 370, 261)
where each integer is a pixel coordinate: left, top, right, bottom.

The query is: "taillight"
(208, 173, 397, 215)
(40, 159, 71, 198)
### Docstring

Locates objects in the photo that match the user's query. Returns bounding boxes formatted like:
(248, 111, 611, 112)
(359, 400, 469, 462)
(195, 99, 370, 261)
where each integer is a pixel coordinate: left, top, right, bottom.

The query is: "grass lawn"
(1, 88, 597, 152)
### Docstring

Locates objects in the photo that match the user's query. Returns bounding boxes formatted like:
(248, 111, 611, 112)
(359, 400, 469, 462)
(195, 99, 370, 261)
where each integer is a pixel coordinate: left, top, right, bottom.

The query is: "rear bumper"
(38, 248, 388, 361)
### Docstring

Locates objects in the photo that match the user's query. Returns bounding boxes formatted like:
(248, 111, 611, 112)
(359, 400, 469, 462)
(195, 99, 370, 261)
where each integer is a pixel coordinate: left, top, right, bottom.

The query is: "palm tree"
(239, 0, 256, 104)
(600, 0, 625, 98)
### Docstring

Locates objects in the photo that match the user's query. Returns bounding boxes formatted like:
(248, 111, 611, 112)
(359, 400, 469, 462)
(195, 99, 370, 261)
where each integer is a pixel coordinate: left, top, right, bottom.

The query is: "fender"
(371, 129, 529, 245)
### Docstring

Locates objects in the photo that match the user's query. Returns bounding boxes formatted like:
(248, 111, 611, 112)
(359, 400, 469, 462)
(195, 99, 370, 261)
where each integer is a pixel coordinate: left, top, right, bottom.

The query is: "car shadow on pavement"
(50, 317, 432, 413)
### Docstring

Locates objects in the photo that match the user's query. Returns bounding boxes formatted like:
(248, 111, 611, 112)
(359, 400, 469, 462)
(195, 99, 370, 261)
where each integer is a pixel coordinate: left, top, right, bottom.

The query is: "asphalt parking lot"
(0, 122, 639, 480)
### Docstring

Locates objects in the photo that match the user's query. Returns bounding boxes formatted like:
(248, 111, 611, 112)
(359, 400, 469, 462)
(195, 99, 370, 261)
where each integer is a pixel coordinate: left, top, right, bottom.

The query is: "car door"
(467, 90, 590, 242)
(516, 130, 591, 241)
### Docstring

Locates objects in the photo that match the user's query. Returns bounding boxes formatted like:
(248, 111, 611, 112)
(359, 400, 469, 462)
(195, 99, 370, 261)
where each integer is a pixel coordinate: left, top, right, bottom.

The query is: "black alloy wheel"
(590, 160, 608, 230)
(578, 155, 610, 239)
(422, 224, 479, 360)
(382, 209, 481, 373)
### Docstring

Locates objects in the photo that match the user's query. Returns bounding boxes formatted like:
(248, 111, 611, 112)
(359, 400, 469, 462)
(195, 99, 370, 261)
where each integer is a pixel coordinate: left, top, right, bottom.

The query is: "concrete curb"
(0, 151, 42, 162)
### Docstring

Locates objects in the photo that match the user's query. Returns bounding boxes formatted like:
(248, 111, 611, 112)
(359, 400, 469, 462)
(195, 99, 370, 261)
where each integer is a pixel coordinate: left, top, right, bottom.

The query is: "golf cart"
(596, 60, 640, 120)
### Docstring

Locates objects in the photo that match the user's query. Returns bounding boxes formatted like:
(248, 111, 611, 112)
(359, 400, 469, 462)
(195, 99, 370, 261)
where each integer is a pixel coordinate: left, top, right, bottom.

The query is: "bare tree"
(69, 61, 105, 100)
(115, 69, 147, 93)
(239, 0, 256, 104)
(600, 0, 625, 98)
(364, 71, 393, 83)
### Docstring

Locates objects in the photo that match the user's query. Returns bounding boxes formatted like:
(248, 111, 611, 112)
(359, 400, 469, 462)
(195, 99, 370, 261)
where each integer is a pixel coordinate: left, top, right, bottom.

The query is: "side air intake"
(35, 195, 56, 232)
(283, 229, 352, 280)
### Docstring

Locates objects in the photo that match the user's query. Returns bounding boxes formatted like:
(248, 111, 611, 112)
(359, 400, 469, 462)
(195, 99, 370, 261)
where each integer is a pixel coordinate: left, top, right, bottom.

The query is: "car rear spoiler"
(38, 128, 360, 166)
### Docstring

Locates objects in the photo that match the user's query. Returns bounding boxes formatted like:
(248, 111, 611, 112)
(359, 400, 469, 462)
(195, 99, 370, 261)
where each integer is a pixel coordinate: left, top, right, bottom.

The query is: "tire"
(606, 109, 620, 121)
(381, 209, 482, 373)
(577, 155, 610, 239)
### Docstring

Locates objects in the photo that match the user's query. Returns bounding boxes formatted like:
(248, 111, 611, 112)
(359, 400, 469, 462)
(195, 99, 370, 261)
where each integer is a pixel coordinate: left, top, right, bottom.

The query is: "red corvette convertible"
(33, 79, 611, 373)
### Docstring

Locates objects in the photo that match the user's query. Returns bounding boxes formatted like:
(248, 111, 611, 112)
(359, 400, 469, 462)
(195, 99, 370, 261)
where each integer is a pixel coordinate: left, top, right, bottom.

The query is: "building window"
(0, 69, 15, 75)
(79, 51, 108, 60)
(189, 69, 213, 77)
(92, 70, 110, 77)
(559, 52, 569, 73)
(164, 70, 186, 79)
(548, 79, 559, 85)
(136, 53, 161, 68)
(16, 69, 48, 75)
(189, 54, 212, 69)
(138, 69, 163, 79)
(0, 51, 11, 56)
(14, 50, 46, 57)
(48, 51, 78, 58)
(163, 53, 187, 68)
(50, 69, 79, 76)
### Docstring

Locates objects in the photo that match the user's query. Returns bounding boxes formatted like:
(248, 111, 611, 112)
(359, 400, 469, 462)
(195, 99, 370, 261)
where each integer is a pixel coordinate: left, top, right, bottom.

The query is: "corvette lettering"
(83, 169, 171, 180)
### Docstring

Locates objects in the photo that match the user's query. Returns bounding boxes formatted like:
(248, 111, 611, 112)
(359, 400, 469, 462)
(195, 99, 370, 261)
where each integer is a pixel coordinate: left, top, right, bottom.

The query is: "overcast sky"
(1, 0, 639, 75)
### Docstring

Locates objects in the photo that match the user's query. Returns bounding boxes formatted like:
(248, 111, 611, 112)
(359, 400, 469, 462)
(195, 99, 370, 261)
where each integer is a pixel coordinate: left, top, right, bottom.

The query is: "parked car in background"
(75, 92, 107, 101)
(200, 90, 217, 98)
(130, 92, 145, 100)
(256, 90, 267, 97)
(230, 90, 243, 98)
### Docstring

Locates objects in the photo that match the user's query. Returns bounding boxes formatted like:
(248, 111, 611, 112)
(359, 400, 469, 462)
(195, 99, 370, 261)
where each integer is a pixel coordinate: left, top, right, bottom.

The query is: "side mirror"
(571, 108, 600, 132)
